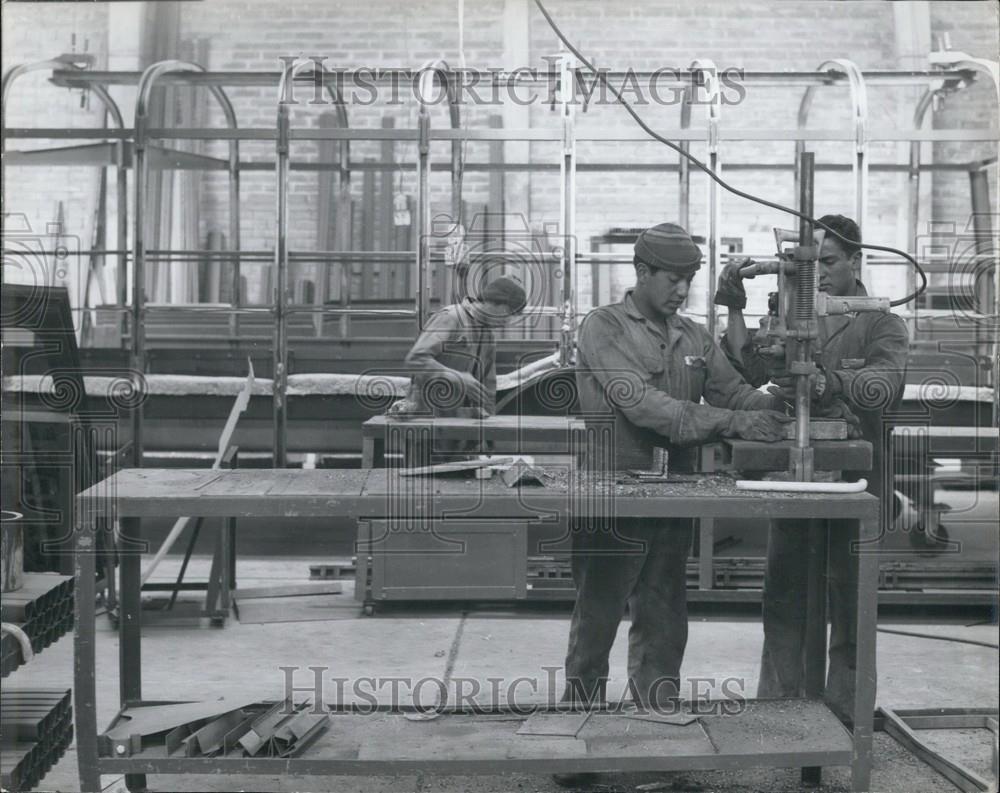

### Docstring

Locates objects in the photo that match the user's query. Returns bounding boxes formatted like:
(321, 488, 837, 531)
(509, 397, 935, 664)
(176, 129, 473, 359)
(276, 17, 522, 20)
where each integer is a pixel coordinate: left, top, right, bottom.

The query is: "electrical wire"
(877, 626, 999, 650)
(532, 0, 928, 307)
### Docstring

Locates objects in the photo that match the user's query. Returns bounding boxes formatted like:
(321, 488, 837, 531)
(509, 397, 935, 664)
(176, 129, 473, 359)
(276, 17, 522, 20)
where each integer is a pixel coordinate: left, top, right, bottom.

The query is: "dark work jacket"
(404, 299, 497, 415)
(724, 281, 909, 496)
(575, 290, 777, 472)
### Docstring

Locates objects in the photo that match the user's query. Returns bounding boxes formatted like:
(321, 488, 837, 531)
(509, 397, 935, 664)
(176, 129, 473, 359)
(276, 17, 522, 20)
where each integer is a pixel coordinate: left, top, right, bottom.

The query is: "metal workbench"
(74, 468, 879, 791)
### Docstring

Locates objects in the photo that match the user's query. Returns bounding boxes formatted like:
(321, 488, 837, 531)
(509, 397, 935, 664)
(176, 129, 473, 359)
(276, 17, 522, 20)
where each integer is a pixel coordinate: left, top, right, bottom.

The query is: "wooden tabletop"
(77, 468, 878, 520)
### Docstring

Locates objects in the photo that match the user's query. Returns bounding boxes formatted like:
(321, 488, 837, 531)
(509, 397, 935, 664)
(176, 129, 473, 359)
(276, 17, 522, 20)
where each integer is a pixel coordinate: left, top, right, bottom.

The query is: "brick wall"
(3, 0, 996, 318)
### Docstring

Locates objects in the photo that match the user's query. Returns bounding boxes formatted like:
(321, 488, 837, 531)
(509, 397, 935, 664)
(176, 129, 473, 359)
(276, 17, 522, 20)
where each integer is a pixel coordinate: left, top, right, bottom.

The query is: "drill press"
(736, 153, 891, 482)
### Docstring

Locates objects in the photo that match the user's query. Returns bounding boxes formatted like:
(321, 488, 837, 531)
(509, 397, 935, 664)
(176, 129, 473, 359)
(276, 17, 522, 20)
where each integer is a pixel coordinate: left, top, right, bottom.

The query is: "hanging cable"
(532, 0, 927, 307)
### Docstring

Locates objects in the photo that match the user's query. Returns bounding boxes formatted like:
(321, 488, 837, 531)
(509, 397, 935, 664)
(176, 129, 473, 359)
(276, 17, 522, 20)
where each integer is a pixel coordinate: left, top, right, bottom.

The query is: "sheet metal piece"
(516, 710, 592, 738)
(182, 708, 254, 757)
(100, 698, 255, 758)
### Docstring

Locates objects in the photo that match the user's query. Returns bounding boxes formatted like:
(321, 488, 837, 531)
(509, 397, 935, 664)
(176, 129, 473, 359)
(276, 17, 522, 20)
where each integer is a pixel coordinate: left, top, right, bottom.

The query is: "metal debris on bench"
(238, 699, 329, 757)
(99, 699, 328, 759)
(622, 707, 700, 726)
(501, 459, 549, 488)
(100, 699, 257, 758)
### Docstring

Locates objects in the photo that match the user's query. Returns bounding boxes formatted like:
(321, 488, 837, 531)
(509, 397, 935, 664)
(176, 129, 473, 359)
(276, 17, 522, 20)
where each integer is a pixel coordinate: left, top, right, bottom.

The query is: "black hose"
(532, 0, 928, 307)
(877, 626, 999, 650)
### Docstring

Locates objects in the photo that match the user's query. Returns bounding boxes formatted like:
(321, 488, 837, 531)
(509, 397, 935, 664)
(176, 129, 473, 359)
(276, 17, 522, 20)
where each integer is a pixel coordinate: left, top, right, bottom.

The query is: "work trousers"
(758, 518, 869, 722)
(563, 518, 694, 709)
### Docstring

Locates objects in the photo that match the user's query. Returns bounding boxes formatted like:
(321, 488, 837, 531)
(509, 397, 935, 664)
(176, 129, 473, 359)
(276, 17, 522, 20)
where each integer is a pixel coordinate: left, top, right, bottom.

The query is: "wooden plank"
(782, 420, 848, 440)
(233, 583, 343, 599)
(704, 699, 852, 757)
(94, 701, 854, 775)
(726, 439, 872, 472)
(516, 710, 590, 737)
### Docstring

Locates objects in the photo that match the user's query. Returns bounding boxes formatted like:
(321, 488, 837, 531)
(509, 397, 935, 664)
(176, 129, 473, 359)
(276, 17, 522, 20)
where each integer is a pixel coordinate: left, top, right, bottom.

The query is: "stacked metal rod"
(1, 574, 75, 677)
(0, 688, 73, 792)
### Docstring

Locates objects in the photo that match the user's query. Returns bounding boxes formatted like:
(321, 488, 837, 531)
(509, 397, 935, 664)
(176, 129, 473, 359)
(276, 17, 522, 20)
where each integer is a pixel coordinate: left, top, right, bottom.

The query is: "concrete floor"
(8, 557, 998, 793)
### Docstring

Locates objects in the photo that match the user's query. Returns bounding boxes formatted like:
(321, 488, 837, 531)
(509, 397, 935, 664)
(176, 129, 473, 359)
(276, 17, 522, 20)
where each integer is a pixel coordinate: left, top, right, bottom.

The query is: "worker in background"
(559, 223, 792, 787)
(398, 275, 527, 417)
(715, 214, 909, 722)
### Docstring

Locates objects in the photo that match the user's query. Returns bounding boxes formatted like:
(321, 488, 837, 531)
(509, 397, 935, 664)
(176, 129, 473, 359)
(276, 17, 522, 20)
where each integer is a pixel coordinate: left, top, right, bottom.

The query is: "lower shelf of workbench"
(95, 698, 853, 775)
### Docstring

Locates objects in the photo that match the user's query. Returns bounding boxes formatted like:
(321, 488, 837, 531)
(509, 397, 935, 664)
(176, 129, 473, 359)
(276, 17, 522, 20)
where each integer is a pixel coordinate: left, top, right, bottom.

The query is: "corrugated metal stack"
(1, 573, 75, 677)
(0, 688, 73, 792)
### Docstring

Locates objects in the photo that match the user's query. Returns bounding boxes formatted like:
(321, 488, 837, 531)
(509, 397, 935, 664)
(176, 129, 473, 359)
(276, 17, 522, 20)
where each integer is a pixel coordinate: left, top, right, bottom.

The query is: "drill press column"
(789, 152, 819, 481)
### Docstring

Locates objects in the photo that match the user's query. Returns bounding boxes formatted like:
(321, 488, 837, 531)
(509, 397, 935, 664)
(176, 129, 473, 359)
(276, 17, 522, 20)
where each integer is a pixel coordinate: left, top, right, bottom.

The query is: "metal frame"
(877, 707, 999, 793)
(1, 56, 129, 315)
(131, 60, 241, 467)
(797, 60, 869, 257)
(415, 59, 464, 328)
(3, 60, 998, 466)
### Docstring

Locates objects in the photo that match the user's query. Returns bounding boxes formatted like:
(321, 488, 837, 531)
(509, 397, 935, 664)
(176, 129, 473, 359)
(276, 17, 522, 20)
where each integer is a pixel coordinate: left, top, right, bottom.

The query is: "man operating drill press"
(715, 214, 909, 722)
(561, 223, 793, 727)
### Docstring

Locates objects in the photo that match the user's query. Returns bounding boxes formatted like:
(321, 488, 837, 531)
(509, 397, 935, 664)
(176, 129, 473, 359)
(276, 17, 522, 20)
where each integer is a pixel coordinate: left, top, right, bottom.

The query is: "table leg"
(220, 516, 233, 613)
(74, 511, 101, 793)
(802, 518, 829, 786)
(851, 515, 879, 792)
(118, 516, 147, 792)
(362, 435, 374, 469)
(698, 518, 714, 590)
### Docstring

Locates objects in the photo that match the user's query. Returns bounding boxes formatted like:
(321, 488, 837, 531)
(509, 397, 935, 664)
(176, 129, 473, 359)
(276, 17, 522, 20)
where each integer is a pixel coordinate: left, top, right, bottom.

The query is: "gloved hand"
(725, 410, 794, 442)
(713, 259, 751, 310)
(768, 371, 827, 403)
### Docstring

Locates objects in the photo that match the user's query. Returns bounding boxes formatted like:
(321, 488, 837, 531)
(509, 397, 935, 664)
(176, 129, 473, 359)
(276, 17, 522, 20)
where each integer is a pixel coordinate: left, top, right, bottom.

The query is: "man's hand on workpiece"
(767, 372, 827, 403)
(713, 259, 750, 310)
(724, 410, 795, 442)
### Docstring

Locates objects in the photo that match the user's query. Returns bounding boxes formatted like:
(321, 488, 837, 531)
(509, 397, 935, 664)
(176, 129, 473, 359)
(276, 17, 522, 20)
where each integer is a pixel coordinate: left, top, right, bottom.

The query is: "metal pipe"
(907, 88, 937, 325)
(691, 60, 721, 338)
(736, 478, 868, 493)
(414, 60, 461, 327)
(1, 56, 124, 324)
(796, 59, 869, 251)
(8, 125, 1000, 143)
(272, 59, 352, 466)
(678, 88, 691, 232)
(793, 151, 816, 482)
(132, 59, 243, 467)
(47, 67, 986, 90)
(558, 52, 576, 361)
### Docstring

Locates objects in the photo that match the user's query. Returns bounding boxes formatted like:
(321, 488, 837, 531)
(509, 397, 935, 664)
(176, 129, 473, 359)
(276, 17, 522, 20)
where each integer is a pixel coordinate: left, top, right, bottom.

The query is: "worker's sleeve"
(404, 309, 459, 373)
(720, 333, 771, 389)
(702, 334, 781, 412)
(579, 312, 733, 446)
(822, 313, 909, 411)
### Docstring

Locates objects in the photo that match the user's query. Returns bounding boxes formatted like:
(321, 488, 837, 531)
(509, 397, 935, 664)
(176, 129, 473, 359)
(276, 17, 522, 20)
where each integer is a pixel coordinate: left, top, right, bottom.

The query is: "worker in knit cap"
(555, 222, 791, 788)
(399, 274, 526, 420)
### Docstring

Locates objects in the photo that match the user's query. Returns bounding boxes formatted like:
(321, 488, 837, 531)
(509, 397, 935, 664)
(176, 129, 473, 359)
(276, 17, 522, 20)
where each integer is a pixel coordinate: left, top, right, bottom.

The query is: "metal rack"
(3, 56, 998, 465)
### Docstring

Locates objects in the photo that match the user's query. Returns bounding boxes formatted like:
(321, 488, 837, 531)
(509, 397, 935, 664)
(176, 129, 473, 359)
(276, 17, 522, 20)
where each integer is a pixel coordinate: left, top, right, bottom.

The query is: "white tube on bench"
(736, 478, 868, 494)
